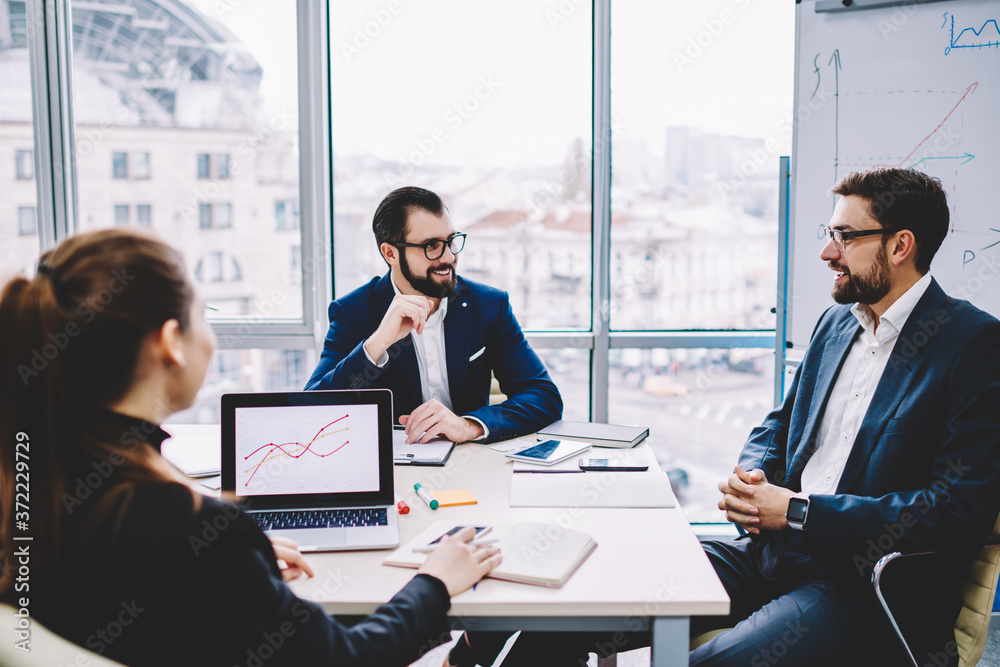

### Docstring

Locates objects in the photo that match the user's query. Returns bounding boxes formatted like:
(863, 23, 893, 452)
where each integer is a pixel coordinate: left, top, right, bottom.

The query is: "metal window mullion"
(27, 0, 78, 249)
(591, 0, 612, 423)
(775, 156, 791, 407)
(297, 0, 332, 345)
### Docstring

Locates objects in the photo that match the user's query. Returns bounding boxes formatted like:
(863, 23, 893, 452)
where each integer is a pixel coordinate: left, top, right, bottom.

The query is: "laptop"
(221, 389, 399, 552)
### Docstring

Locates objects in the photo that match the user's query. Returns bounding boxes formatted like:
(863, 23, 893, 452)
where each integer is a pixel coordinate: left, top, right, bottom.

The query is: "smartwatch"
(785, 495, 810, 531)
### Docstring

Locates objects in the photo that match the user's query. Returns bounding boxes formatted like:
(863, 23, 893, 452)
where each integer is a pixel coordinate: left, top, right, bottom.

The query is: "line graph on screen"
(234, 404, 381, 495)
(243, 415, 351, 485)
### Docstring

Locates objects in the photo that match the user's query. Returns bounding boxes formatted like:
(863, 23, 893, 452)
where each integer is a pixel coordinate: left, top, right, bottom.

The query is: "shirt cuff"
(363, 339, 389, 368)
(463, 416, 489, 442)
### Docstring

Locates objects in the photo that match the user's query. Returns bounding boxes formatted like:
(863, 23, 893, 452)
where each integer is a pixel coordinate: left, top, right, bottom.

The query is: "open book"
(383, 520, 597, 588)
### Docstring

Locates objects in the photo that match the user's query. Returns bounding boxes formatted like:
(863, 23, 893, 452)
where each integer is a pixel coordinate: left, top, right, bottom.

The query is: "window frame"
(24, 0, 778, 419)
(27, 0, 331, 351)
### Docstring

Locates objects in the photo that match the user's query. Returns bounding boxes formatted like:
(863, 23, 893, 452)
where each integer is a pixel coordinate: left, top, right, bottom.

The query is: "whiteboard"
(788, 0, 1000, 349)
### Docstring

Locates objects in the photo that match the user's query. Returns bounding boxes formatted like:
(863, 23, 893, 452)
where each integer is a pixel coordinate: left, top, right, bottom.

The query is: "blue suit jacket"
(740, 279, 1000, 658)
(305, 274, 562, 443)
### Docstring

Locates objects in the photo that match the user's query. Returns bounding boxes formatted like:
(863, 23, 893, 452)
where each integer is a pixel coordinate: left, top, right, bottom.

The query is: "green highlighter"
(413, 483, 439, 510)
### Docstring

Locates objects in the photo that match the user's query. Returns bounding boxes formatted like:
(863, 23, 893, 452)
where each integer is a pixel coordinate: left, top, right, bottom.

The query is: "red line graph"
(898, 82, 977, 166)
(243, 415, 350, 486)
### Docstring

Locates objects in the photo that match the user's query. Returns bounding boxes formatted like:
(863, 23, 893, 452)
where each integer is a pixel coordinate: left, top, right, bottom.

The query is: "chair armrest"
(872, 551, 935, 667)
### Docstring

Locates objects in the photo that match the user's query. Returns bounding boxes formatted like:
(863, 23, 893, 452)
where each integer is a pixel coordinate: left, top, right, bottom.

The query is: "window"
(112, 152, 128, 179)
(209, 252, 223, 283)
(136, 204, 152, 227)
(216, 153, 230, 179)
(197, 153, 231, 180)
(18, 207, 36, 236)
(216, 203, 232, 229)
(70, 0, 311, 332)
(114, 205, 130, 226)
(198, 203, 212, 229)
(132, 152, 151, 180)
(2, 22, 39, 276)
(197, 202, 233, 230)
(609, 1, 790, 331)
(275, 199, 299, 230)
(15, 150, 33, 180)
(20, 2, 793, 525)
(197, 153, 211, 180)
(329, 1, 592, 330)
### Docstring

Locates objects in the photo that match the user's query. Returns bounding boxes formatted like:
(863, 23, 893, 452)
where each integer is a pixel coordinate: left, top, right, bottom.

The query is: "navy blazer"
(740, 279, 1000, 658)
(305, 273, 562, 443)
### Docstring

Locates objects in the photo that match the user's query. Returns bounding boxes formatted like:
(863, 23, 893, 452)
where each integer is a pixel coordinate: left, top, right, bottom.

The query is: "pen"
(394, 494, 410, 514)
(413, 483, 439, 510)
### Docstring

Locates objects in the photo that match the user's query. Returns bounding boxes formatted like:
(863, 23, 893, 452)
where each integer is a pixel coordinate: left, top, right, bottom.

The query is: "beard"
(831, 241, 892, 305)
(399, 251, 458, 299)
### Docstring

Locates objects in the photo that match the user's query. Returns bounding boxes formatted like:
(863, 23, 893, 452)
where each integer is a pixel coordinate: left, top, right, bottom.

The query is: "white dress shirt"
(364, 276, 489, 439)
(799, 272, 932, 495)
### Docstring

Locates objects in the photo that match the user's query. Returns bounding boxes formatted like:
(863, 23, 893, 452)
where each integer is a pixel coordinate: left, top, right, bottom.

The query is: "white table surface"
(163, 425, 730, 665)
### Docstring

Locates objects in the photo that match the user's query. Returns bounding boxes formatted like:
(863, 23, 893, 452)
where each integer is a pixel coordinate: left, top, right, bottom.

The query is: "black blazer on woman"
(35, 417, 453, 666)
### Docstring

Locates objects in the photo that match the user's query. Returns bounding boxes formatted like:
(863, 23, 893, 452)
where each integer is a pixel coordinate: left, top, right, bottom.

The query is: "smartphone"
(412, 526, 492, 552)
(577, 458, 649, 472)
(505, 439, 591, 466)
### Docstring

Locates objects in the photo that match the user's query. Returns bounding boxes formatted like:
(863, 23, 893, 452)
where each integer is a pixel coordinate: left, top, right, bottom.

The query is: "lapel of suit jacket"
(444, 278, 471, 411)
(371, 273, 422, 408)
(786, 315, 860, 487)
(835, 280, 944, 493)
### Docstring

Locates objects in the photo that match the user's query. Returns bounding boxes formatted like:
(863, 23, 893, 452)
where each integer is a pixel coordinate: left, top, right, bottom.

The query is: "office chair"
(873, 513, 1000, 667)
(0, 603, 126, 666)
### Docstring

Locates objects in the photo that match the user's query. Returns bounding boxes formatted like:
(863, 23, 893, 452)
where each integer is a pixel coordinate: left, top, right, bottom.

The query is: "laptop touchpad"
(267, 527, 347, 551)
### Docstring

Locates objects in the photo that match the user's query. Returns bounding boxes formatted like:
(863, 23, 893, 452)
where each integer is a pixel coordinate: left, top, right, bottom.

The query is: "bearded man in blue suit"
(305, 186, 561, 445)
(447, 169, 1000, 667)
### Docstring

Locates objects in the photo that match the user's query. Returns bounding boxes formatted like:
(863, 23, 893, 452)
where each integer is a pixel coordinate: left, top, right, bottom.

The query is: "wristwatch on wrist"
(785, 495, 810, 531)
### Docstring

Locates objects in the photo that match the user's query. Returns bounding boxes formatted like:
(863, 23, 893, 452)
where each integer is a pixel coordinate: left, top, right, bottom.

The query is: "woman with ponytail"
(0, 229, 500, 666)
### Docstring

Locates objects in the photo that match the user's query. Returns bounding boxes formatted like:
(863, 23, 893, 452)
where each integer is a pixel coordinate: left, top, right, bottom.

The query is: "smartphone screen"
(413, 526, 491, 552)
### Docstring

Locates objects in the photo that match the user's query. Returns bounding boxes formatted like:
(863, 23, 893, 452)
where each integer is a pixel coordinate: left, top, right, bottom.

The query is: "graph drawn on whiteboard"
(789, 0, 1000, 351)
(944, 13, 1000, 55)
(234, 404, 380, 496)
(811, 47, 982, 244)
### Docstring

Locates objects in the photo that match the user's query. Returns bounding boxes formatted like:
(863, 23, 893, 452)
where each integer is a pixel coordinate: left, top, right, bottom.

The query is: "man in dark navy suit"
(692, 168, 1000, 666)
(305, 186, 561, 445)
(449, 169, 1000, 667)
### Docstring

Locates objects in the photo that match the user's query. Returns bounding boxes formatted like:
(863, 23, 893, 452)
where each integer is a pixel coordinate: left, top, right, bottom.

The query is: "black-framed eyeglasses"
(394, 232, 467, 260)
(822, 226, 894, 251)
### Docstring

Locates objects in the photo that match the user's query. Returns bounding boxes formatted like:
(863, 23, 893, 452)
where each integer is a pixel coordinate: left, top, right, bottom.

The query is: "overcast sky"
(188, 0, 794, 167)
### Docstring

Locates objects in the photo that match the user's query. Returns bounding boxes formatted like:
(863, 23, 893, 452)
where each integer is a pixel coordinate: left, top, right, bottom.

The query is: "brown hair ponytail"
(0, 229, 197, 597)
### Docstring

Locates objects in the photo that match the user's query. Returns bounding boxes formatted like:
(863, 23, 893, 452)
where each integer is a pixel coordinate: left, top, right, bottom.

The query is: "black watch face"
(787, 498, 808, 523)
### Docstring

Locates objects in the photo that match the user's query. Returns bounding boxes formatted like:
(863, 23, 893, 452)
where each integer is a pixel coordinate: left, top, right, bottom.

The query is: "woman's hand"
(270, 536, 315, 582)
(417, 526, 502, 596)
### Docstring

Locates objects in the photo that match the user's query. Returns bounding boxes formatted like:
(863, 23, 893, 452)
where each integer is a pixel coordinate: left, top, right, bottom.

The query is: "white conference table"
(285, 441, 730, 666)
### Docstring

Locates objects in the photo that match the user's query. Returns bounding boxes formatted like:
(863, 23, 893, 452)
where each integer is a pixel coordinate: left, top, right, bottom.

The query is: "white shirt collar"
(850, 272, 932, 341)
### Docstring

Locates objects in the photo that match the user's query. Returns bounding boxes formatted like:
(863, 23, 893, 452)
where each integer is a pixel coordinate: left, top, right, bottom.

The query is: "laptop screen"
(222, 389, 394, 509)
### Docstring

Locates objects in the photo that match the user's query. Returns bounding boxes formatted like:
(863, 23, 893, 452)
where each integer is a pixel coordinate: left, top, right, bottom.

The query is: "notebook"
(221, 389, 398, 552)
(537, 420, 649, 449)
(384, 520, 597, 588)
(161, 424, 221, 477)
